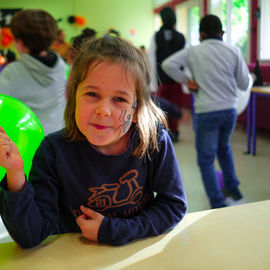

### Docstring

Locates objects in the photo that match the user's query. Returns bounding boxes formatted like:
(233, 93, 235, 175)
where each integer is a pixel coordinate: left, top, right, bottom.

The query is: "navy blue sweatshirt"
(0, 127, 187, 248)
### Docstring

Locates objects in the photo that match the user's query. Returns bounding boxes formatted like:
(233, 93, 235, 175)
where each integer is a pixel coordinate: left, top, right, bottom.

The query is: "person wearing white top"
(162, 15, 250, 208)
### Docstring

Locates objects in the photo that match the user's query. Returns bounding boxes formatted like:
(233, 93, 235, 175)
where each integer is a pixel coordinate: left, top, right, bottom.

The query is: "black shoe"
(222, 187, 243, 201)
(221, 187, 230, 198)
(229, 188, 243, 201)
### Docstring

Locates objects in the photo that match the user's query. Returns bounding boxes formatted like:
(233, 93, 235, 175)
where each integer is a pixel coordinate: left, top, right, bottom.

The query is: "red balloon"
(1, 27, 14, 47)
(5, 34, 13, 42)
(1, 37, 12, 47)
(1, 27, 10, 36)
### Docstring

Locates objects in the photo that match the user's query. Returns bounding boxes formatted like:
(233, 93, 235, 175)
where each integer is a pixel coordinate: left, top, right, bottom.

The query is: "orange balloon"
(75, 16, 86, 26)
(0, 55, 6, 65)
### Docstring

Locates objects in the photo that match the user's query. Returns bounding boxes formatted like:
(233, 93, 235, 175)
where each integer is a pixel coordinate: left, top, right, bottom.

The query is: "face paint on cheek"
(118, 97, 137, 134)
(119, 109, 132, 134)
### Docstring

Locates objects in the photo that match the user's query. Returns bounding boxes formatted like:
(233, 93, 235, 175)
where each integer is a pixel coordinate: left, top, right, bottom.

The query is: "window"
(259, 0, 270, 61)
(210, 0, 250, 61)
(175, 0, 202, 46)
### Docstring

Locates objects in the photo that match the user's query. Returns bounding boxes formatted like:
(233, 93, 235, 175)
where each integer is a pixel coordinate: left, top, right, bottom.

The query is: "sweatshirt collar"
(203, 35, 223, 41)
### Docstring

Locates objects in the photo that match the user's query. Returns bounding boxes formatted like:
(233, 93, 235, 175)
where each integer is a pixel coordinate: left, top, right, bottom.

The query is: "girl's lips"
(92, 124, 109, 130)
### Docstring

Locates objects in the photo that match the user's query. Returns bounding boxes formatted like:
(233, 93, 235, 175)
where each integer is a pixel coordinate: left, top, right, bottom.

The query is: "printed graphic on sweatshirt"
(87, 169, 143, 212)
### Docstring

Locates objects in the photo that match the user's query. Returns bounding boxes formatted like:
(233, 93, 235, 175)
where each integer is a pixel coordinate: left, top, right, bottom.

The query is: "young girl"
(0, 35, 187, 249)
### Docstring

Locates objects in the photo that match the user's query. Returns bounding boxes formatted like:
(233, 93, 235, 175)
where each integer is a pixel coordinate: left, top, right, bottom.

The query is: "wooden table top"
(251, 86, 270, 94)
(1, 200, 270, 270)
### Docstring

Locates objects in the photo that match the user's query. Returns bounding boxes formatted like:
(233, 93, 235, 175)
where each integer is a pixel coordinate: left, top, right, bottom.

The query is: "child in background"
(51, 29, 71, 62)
(65, 28, 97, 99)
(108, 28, 120, 37)
(66, 27, 97, 65)
(0, 35, 187, 248)
(148, 7, 185, 142)
(0, 9, 66, 135)
(162, 15, 250, 208)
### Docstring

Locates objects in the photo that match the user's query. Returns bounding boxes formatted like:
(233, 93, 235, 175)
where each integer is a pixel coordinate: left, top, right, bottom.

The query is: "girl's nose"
(96, 101, 111, 118)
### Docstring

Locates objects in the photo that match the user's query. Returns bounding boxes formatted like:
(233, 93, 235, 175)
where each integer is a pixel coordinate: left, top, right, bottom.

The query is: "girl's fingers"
(80, 205, 95, 218)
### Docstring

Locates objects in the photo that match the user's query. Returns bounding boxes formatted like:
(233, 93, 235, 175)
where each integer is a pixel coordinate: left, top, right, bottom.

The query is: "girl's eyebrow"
(83, 85, 134, 99)
(84, 85, 99, 90)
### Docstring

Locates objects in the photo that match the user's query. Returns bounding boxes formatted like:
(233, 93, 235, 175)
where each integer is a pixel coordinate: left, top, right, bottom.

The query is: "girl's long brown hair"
(64, 35, 167, 159)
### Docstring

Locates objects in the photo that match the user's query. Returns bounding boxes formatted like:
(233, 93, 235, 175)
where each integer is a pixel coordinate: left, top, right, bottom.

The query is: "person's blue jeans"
(195, 109, 239, 208)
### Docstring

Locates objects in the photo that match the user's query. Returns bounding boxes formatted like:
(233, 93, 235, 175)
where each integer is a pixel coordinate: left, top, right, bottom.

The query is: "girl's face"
(75, 61, 137, 155)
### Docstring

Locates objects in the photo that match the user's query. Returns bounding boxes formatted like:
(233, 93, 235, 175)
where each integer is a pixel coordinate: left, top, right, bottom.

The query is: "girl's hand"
(186, 80, 199, 92)
(0, 126, 25, 191)
(0, 126, 24, 172)
(76, 205, 104, 242)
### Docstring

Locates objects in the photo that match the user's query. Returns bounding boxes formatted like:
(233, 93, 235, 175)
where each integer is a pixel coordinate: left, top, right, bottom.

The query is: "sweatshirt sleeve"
(0, 138, 61, 248)
(234, 47, 250, 91)
(161, 48, 191, 84)
(97, 129, 187, 245)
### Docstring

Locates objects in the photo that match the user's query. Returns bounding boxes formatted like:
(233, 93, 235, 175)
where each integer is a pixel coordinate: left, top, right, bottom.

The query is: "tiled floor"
(174, 108, 270, 212)
(1, 109, 270, 243)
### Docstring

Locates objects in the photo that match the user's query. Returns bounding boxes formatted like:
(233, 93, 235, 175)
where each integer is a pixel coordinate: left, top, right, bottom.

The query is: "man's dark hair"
(10, 9, 57, 54)
(199, 14, 223, 36)
(160, 7, 176, 28)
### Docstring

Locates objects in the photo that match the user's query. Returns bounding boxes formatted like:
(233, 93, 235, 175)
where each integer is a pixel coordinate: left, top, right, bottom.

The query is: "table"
(246, 86, 270, 155)
(1, 200, 270, 270)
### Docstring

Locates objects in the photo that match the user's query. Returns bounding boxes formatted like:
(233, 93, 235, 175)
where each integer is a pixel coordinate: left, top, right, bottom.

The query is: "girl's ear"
(14, 39, 30, 55)
(199, 32, 207, 41)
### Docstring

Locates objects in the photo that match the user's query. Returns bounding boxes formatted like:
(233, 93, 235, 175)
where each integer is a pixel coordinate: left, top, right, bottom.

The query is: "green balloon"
(0, 94, 45, 181)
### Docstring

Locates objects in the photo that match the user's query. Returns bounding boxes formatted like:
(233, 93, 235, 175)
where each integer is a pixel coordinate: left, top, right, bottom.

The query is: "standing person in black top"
(149, 6, 185, 142)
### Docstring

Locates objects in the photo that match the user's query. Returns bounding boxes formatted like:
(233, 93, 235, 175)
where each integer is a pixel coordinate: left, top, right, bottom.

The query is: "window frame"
(207, 0, 251, 63)
(175, 0, 203, 46)
(258, 0, 270, 62)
